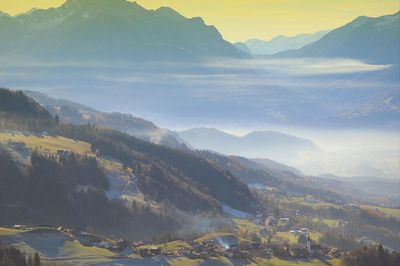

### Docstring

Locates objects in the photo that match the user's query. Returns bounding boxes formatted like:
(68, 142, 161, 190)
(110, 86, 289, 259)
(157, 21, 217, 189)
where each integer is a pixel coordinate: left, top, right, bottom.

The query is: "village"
(7, 210, 346, 264)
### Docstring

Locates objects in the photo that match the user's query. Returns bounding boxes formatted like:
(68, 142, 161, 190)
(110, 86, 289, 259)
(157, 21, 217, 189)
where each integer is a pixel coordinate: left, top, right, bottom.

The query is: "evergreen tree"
(33, 253, 40, 266)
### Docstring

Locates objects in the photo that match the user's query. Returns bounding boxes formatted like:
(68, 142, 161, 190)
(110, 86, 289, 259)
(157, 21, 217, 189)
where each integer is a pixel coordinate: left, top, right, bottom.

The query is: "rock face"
(0, 0, 243, 62)
(276, 12, 400, 64)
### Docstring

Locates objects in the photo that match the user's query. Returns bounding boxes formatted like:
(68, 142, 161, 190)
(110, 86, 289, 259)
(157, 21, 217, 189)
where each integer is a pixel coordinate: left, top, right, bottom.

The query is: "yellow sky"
(0, 0, 398, 42)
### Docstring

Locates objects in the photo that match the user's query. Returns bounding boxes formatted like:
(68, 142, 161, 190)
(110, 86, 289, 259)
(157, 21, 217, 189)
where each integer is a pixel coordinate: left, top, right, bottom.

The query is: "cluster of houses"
(9, 222, 345, 261)
(186, 237, 242, 259)
(138, 246, 162, 257)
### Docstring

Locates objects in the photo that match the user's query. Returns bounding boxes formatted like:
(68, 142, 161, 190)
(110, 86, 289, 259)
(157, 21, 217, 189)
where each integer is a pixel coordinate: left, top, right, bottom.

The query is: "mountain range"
(24, 90, 188, 149)
(0, 88, 257, 216)
(0, 1, 397, 65)
(179, 128, 318, 163)
(235, 30, 330, 55)
(0, 0, 243, 62)
(276, 12, 400, 64)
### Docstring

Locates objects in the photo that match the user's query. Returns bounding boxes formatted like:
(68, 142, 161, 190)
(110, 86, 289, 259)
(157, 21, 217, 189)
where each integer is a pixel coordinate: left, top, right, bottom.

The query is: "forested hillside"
(0, 88, 257, 229)
(0, 88, 56, 131)
(54, 124, 256, 212)
(0, 147, 177, 239)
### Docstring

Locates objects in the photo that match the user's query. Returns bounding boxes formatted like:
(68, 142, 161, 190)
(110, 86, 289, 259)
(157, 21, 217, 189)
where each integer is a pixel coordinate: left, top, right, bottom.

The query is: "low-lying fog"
(1, 57, 399, 179)
(221, 126, 399, 179)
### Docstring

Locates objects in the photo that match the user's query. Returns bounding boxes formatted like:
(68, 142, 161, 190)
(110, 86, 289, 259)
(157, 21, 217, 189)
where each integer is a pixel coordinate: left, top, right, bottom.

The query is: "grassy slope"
(313, 218, 340, 228)
(360, 205, 400, 219)
(233, 218, 264, 234)
(139, 240, 191, 253)
(0, 132, 92, 155)
(273, 231, 322, 245)
(171, 257, 341, 266)
(195, 232, 236, 243)
(252, 257, 341, 266)
(0, 227, 22, 235)
(281, 197, 338, 209)
(273, 232, 298, 244)
(0, 227, 113, 264)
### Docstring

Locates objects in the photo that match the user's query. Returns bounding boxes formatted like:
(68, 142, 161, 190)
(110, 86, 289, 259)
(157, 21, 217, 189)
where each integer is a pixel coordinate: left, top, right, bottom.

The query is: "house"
(279, 218, 290, 223)
(94, 241, 112, 249)
(328, 248, 344, 258)
(300, 228, 309, 233)
(149, 247, 161, 256)
(291, 247, 309, 259)
(265, 216, 277, 226)
(307, 239, 322, 257)
(304, 197, 321, 204)
(13, 224, 26, 230)
(139, 249, 152, 257)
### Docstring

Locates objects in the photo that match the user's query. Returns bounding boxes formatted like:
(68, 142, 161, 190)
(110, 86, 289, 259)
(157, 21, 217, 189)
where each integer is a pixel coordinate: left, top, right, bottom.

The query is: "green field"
(0, 227, 22, 236)
(361, 205, 400, 218)
(139, 240, 191, 253)
(273, 231, 321, 245)
(233, 218, 264, 233)
(312, 218, 340, 228)
(250, 257, 341, 266)
(169, 257, 202, 266)
(0, 227, 113, 265)
(0, 132, 92, 155)
(273, 232, 298, 244)
(195, 232, 236, 243)
(281, 197, 338, 209)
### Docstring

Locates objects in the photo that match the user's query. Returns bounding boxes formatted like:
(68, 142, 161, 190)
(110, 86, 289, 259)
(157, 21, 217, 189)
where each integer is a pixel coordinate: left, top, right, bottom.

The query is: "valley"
(0, 1, 399, 265)
(1, 187, 398, 265)
(0, 97, 398, 264)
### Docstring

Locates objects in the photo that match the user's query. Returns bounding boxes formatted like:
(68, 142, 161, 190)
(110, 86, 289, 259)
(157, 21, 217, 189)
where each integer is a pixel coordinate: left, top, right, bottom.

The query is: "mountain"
(234, 42, 252, 54)
(251, 158, 302, 175)
(236, 30, 329, 55)
(1, 89, 257, 216)
(24, 91, 188, 149)
(179, 128, 318, 163)
(317, 174, 400, 207)
(0, 88, 56, 131)
(195, 151, 348, 205)
(0, 11, 9, 17)
(276, 12, 400, 64)
(0, 0, 243, 62)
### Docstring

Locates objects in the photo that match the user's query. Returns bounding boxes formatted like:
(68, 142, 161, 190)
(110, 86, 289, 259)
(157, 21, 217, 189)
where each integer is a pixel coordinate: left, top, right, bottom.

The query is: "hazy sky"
(0, 0, 398, 41)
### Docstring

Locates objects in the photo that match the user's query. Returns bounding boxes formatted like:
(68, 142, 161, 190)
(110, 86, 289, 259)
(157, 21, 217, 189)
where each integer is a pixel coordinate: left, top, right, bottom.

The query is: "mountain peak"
(60, 0, 145, 13)
(154, 6, 185, 21)
(275, 11, 399, 64)
(63, 0, 128, 6)
(0, 0, 243, 62)
(0, 11, 10, 17)
(156, 6, 181, 15)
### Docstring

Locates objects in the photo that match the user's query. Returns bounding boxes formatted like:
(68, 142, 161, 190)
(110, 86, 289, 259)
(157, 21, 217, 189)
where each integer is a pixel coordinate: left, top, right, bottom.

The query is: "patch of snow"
(105, 170, 141, 202)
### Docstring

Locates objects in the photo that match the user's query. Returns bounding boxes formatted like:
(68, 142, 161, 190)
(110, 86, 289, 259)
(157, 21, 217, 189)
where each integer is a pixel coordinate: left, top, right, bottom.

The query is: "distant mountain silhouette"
(179, 128, 318, 162)
(236, 30, 329, 55)
(24, 90, 188, 149)
(0, 0, 243, 62)
(276, 12, 400, 64)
